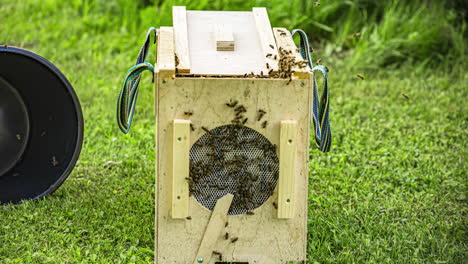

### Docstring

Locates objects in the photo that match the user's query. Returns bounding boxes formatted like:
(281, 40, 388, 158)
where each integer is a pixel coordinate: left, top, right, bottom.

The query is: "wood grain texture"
(193, 194, 234, 264)
(173, 6, 191, 73)
(170, 119, 191, 219)
(252, 7, 279, 73)
(155, 77, 311, 263)
(215, 24, 235, 51)
(157, 27, 175, 79)
(278, 120, 298, 219)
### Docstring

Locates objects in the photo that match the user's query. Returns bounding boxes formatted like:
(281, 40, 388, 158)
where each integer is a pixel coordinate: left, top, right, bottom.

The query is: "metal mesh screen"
(189, 124, 279, 215)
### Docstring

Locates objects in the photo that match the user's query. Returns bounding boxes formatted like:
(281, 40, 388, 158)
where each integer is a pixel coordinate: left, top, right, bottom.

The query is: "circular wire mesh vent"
(189, 124, 279, 215)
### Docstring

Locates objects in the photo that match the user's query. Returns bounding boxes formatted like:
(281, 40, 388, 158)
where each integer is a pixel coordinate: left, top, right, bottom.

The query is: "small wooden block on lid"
(215, 24, 235, 51)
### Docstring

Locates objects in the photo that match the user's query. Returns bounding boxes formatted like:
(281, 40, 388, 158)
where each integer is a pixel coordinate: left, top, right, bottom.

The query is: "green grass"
(1, 0, 467, 263)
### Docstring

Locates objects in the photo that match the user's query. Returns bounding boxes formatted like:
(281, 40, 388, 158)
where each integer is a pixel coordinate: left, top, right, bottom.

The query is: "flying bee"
(354, 32, 361, 38)
(269, 44, 274, 49)
(201, 126, 210, 132)
(357, 74, 364, 80)
(402, 93, 409, 100)
(313, 2, 320, 6)
(51, 156, 59, 166)
(184, 111, 193, 116)
(226, 99, 238, 107)
(261, 121, 268, 128)
(316, 58, 322, 65)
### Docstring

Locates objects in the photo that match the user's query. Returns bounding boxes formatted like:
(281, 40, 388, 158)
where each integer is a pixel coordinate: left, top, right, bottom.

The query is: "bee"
(261, 121, 268, 128)
(269, 44, 274, 49)
(231, 237, 239, 243)
(213, 251, 222, 260)
(224, 232, 229, 240)
(231, 119, 241, 124)
(287, 76, 292, 85)
(51, 156, 59, 166)
(273, 202, 278, 209)
(242, 117, 248, 125)
(257, 109, 266, 121)
(313, 2, 320, 6)
(243, 73, 247, 78)
(226, 99, 238, 107)
(280, 32, 287, 36)
(274, 55, 277, 60)
(201, 126, 210, 132)
(246, 211, 255, 215)
(184, 111, 193, 116)
(225, 222, 229, 227)
(266, 63, 270, 69)
(266, 53, 272, 57)
(234, 105, 246, 113)
(190, 123, 195, 131)
(316, 58, 322, 65)
(186, 216, 192, 220)
(354, 32, 361, 38)
(402, 93, 409, 100)
(175, 54, 180, 67)
(268, 69, 273, 75)
(356, 74, 364, 80)
(185, 177, 194, 183)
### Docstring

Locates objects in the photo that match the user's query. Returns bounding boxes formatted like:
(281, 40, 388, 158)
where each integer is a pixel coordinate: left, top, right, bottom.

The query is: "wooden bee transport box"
(154, 6, 314, 264)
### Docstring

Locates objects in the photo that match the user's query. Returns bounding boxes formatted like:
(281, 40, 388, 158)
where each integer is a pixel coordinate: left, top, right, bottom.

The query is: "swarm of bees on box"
(175, 29, 311, 83)
(186, 100, 279, 216)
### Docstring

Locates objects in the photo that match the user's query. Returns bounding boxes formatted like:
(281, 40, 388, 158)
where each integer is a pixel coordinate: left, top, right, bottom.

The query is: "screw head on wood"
(197, 257, 204, 263)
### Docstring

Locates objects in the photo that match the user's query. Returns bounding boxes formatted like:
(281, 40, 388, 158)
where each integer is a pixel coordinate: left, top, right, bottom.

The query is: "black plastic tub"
(0, 46, 83, 204)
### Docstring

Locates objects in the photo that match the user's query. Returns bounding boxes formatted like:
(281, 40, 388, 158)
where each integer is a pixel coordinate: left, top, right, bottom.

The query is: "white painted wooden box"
(154, 6, 313, 264)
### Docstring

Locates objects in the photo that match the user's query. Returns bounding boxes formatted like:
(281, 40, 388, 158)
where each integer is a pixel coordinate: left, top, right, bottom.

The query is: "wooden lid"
(158, 6, 310, 79)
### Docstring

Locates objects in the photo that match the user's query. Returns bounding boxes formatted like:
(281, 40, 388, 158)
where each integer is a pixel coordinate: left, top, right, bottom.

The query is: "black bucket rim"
(0, 45, 84, 204)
